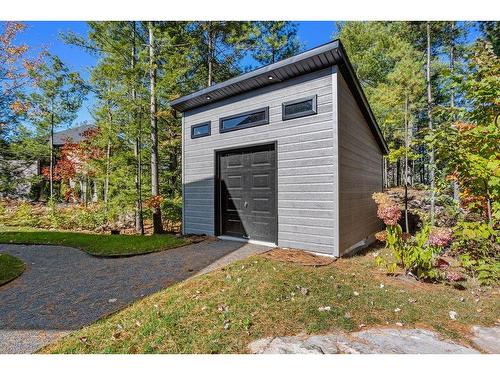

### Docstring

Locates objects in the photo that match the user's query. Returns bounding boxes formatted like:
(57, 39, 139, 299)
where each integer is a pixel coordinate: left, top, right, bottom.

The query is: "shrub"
(161, 195, 182, 232)
(9, 201, 40, 227)
(373, 192, 448, 281)
(72, 205, 107, 230)
(452, 221, 499, 285)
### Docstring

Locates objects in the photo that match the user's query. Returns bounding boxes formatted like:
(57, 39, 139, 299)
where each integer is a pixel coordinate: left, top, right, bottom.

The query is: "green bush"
(453, 221, 499, 285)
(161, 195, 182, 231)
(72, 205, 107, 230)
(0, 201, 7, 221)
(377, 224, 443, 280)
(452, 221, 498, 259)
(9, 201, 40, 227)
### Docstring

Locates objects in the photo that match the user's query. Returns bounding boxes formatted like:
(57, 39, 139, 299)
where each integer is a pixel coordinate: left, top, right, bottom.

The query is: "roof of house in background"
(170, 39, 388, 155)
(53, 123, 95, 146)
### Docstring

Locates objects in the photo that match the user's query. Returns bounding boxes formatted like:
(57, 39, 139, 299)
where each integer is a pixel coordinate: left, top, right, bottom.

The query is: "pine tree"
(25, 54, 88, 200)
(251, 21, 302, 65)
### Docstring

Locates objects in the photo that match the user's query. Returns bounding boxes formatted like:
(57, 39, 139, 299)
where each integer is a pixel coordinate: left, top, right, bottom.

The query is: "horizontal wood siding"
(183, 68, 337, 254)
(338, 73, 384, 255)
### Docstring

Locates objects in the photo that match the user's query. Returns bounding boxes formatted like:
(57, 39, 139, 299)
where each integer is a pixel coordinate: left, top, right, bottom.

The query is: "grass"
(43, 247, 500, 354)
(0, 253, 25, 286)
(0, 226, 189, 257)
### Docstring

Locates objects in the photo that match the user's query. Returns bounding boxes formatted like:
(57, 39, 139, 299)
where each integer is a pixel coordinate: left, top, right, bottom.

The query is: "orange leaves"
(452, 121, 476, 133)
(10, 100, 29, 114)
(144, 195, 164, 209)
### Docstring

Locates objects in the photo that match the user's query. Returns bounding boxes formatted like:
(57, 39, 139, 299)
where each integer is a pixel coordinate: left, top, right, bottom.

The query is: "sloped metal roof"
(170, 39, 388, 154)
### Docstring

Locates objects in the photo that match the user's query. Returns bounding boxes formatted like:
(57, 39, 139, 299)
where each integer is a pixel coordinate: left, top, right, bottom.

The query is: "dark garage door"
(217, 143, 277, 243)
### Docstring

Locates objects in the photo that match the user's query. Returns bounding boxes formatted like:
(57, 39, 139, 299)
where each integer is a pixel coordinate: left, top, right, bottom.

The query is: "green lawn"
(0, 228, 189, 257)
(42, 247, 499, 354)
(0, 253, 25, 286)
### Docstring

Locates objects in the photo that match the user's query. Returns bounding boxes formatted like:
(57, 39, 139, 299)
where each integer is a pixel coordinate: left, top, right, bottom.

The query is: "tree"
(479, 21, 500, 56)
(188, 21, 253, 87)
(0, 22, 38, 196)
(25, 54, 88, 200)
(148, 21, 163, 233)
(432, 40, 500, 225)
(426, 21, 436, 225)
(337, 22, 425, 189)
(251, 21, 302, 65)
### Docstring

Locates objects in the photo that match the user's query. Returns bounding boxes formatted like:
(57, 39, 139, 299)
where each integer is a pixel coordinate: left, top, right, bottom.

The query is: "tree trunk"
(131, 21, 144, 235)
(396, 158, 401, 186)
(149, 21, 163, 234)
(104, 105, 112, 206)
(207, 22, 213, 87)
(449, 21, 460, 206)
(404, 95, 409, 233)
(49, 103, 54, 201)
(427, 21, 436, 226)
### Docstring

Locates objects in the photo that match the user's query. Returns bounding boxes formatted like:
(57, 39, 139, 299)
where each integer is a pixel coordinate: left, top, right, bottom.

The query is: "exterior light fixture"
(268, 76, 274, 80)
(206, 96, 211, 100)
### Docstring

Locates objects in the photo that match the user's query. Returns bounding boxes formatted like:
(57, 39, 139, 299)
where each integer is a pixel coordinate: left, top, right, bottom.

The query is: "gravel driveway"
(0, 239, 267, 353)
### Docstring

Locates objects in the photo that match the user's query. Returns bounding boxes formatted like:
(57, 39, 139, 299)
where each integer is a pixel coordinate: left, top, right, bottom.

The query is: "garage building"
(170, 40, 389, 257)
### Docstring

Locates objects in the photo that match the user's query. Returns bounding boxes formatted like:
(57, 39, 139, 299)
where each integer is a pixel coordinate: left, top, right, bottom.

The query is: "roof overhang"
(170, 39, 389, 155)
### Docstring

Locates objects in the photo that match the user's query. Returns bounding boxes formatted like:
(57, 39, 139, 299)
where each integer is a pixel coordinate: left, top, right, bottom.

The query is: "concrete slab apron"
(0, 239, 256, 354)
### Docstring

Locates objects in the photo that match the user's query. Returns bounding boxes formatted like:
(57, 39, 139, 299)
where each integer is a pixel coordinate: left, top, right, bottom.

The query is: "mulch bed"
(261, 248, 336, 266)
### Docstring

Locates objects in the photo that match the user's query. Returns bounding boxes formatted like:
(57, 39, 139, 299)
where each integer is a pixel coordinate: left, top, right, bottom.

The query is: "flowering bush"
(428, 227, 453, 248)
(377, 204, 402, 226)
(372, 191, 451, 281)
(446, 272, 466, 282)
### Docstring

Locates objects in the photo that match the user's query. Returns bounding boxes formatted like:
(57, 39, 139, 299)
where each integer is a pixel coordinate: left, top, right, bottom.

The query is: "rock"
(248, 328, 479, 354)
(296, 285, 309, 295)
(449, 311, 458, 320)
(108, 298, 117, 303)
(471, 326, 500, 353)
(318, 306, 331, 312)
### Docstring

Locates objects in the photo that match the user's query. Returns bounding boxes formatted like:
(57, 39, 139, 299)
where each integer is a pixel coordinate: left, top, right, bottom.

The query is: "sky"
(13, 21, 481, 130)
(14, 21, 338, 129)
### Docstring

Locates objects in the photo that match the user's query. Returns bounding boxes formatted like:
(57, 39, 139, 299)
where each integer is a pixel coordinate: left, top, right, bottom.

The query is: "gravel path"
(0, 239, 266, 353)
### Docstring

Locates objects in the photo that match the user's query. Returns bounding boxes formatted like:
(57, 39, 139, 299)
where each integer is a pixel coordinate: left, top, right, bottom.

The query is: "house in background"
(171, 40, 389, 257)
(52, 123, 95, 147)
(48, 122, 98, 203)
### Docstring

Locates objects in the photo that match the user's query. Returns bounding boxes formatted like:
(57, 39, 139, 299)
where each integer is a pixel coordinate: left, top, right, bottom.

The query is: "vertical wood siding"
(183, 68, 337, 254)
(338, 73, 384, 255)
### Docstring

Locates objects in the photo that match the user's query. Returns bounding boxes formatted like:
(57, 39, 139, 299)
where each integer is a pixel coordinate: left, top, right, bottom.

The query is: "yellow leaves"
(10, 100, 29, 114)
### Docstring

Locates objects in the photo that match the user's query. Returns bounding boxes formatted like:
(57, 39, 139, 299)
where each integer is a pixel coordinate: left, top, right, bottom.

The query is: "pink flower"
(428, 228, 453, 248)
(446, 272, 465, 282)
(377, 204, 402, 226)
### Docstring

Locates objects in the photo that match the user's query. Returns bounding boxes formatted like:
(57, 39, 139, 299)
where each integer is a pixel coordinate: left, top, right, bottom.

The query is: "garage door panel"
(218, 143, 277, 243)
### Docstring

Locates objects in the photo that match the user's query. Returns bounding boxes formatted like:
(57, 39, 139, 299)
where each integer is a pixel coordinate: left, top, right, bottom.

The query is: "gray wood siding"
(182, 67, 337, 254)
(338, 73, 384, 255)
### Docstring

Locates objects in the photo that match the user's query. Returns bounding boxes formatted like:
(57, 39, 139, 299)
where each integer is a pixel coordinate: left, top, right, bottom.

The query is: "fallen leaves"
(449, 311, 458, 320)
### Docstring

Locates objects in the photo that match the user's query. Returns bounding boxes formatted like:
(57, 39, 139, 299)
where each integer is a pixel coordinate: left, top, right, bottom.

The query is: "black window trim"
(282, 95, 317, 121)
(191, 121, 211, 139)
(219, 106, 269, 133)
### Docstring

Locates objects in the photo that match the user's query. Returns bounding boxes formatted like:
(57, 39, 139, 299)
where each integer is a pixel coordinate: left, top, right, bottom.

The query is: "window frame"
(282, 95, 318, 121)
(219, 107, 269, 133)
(191, 121, 211, 139)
